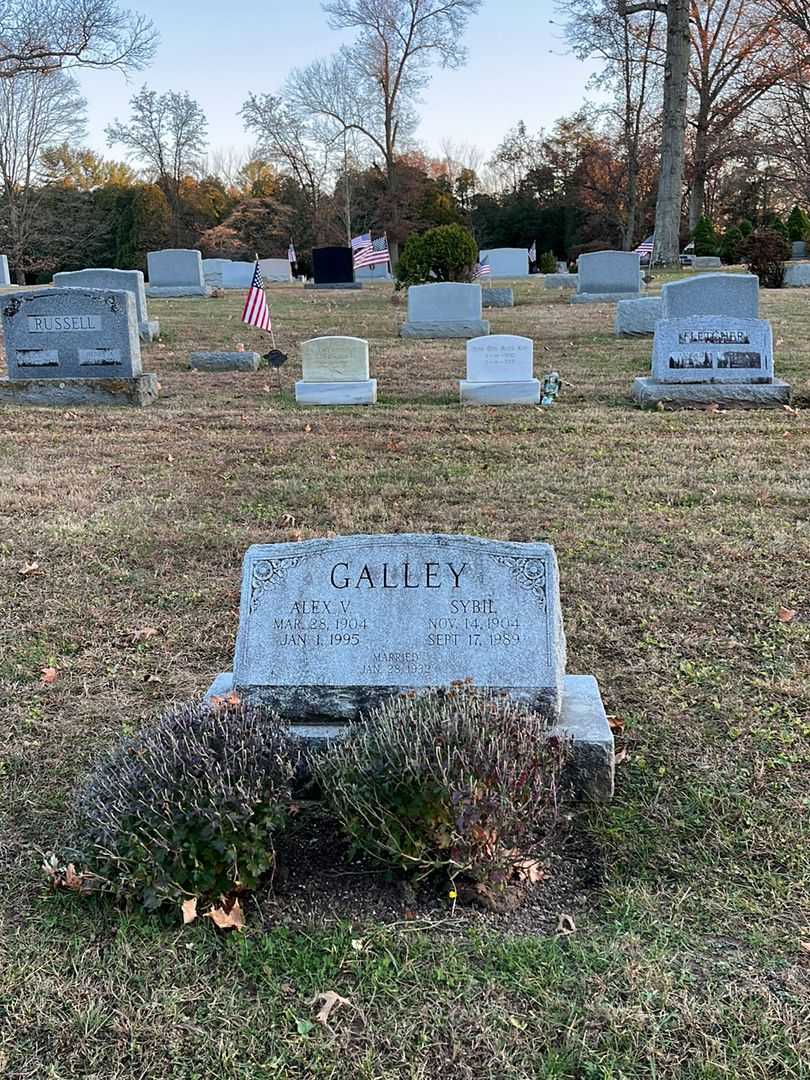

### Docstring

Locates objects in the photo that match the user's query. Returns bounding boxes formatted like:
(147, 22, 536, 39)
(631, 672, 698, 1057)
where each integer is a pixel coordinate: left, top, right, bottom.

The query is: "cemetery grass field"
(1, 276, 809, 1079)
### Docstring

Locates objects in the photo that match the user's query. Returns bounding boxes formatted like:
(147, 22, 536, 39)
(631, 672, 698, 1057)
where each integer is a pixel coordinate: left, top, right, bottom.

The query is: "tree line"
(2, 0, 810, 281)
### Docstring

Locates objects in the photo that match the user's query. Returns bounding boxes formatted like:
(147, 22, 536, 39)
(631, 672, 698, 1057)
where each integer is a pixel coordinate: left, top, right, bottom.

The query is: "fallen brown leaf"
(132, 626, 159, 642)
(607, 714, 625, 734)
(205, 898, 245, 931)
(778, 607, 797, 624)
(556, 913, 577, 936)
(40, 667, 58, 686)
(614, 747, 629, 766)
(312, 991, 352, 1027)
(19, 561, 40, 577)
(182, 897, 198, 925)
(800, 941, 810, 954)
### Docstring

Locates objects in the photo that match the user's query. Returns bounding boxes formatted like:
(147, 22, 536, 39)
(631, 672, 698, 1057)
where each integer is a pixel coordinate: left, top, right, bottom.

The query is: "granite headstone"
(573, 251, 641, 303)
(295, 336, 376, 405)
(400, 282, 490, 338)
(479, 248, 530, 278)
(147, 249, 209, 297)
(259, 258, 293, 283)
(460, 334, 540, 405)
(53, 268, 159, 342)
(307, 247, 361, 290)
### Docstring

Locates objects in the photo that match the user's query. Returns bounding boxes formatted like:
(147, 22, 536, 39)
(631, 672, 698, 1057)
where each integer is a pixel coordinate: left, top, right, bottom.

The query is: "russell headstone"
(146, 249, 209, 297)
(633, 316, 791, 408)
(400, 282, 490, 338)
(572, 250, 641, 304)
(53, 268, 159, 342)
(460, 334, 540, 405)
(206, 533, 614, 801)
(479, 248, 530, 278)
(295, 336, 376, 405)
(0, 288, 158, 406)
(306, 246, 361, 290)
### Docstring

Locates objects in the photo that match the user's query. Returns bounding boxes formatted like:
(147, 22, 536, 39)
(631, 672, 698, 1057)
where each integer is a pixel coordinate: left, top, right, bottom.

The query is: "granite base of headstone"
(615, 297, 662, 337)
(204, 533, 615, 802)
(572, 250, 642, 304)
(544, 273, 577, 290)
(460, 335, 540, 405)
(633, 315, 791, 408)
(146, 249, 210, 297)
(295, 336, 376, 405)
(784, 264, 810, 287)
(0, 287, 158, 407)
(400, 282, 489, 338)
(53, 268, 160, 343)
(482, 287, 514, 308)
(189, 351, 261, 372)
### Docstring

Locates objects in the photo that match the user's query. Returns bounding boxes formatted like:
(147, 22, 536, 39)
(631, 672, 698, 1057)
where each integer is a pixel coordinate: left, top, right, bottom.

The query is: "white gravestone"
(479, 248, 530, 278)
(205, 533, 614, 801)
(53, 268, 159, 342)
(295, 336, 376, 406)
(460, 335, 540, 405)
(633, 316, 791, 408)
(259, 258, 293, 283)
(0, 255, 10, 287)
(147, 249, 209, 297)
(400, 283, 490, 338)
(572, 251, 641, 304)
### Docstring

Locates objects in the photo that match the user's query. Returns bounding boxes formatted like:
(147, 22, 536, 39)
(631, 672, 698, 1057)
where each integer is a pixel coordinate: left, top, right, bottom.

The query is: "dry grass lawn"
(0, 276, 808, 1079)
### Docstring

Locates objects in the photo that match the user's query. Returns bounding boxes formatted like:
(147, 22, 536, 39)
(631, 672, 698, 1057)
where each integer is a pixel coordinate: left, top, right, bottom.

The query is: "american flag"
(241, 261, 272, 332)
(354, 234, 390, 269)
(634, 235, 655, 257)
(351, 232, 371, 250)
(288, 242, 297, 264)
(472, 260, 491, 279)
(528, 241, 537, 262)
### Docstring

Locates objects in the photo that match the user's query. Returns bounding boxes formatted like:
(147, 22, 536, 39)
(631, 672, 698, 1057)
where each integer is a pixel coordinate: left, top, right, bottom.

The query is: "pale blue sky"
(74, 0, 601, 168)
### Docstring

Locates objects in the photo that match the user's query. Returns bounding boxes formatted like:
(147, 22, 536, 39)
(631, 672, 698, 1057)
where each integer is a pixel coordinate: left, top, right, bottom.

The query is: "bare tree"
(0, 69, 86, 279)
(559, 0, 662, 248)
(287, 0, 482, 262)
(106, 86, 208, 244)
(240, 92, 336, 244)
(0, 0, 156, 78)
(619, 0, 690, 264)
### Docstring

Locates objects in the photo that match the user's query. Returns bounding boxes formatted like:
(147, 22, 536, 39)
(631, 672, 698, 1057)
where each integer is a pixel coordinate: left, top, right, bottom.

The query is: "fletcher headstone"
(53, 268, 159, 342)
(147, 249, 209, 297)
(633, 316, 791, 408)
(306, 246, 361, 290)
(400, 283, 490, 338)
(662, 273, 759, 319)
(295, 336, 376, 405)
(259, 258, 293, 283)
(206, 533, 614, 800)
(479, 248, 530, 278)
(460, 334, 540, 405)
(0, 288, 158, 406)
(572, 251, 641, 304)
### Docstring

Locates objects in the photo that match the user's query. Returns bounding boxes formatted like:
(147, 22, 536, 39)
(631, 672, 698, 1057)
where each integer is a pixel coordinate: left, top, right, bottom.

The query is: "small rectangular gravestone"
(460, 335, 540, 405)
(189, 351, 261, 372)
(295, 336, 376, 405)
(400, 282, 489, 338)
(615, 297, 662, 337)
(784, 263, 810, 287)
(482, 287, 514, 308)
(791, 241, 807, 260)
(53, 268, 159, 342)
(205, 533, 614, 801)
(662, 273, 759, 319)
(306, 247, 361, 290)
(479, 248, 529, 278)
(572, 250, 641, 304)
(544, 273, 577, 290)
(147, 249, 209, 297)
(259, 258, 293, 283)
(633, 316, 790, 408)
(0, 288, 158, 406)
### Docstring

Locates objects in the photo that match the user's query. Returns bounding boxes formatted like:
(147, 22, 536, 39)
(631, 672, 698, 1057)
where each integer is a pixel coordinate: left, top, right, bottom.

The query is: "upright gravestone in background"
(259, 258, 293, 283)
(479, 248, 530, 278)
(572, 250, 641, 304)
(202, 259, 255, 290)
(53, 268, 159, 343)
(306, 247, 361, 290)
(146, 249, 209, 297)
(0, 288, 158, 406)
(460, 334, 540, 405)
(206, 533, 614, 801)
(295, 336, 377, 405)
(400, 282, 490, 338)
(0, 255, 10, 287)
(633, 316, 791, 408)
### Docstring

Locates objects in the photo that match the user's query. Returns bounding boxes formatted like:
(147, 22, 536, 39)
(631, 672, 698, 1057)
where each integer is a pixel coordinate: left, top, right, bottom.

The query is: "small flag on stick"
(242, 261, 273, 335)
(354, 234, 390, 269)
(472, 261, 491, 280)
(528, 241, 537, 263)
(288, 242, 297, 265)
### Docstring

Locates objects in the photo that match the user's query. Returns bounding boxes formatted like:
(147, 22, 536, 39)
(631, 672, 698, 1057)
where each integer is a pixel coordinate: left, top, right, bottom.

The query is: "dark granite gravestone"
(307, 247, 361, 290)
(206, 533, 614, 801)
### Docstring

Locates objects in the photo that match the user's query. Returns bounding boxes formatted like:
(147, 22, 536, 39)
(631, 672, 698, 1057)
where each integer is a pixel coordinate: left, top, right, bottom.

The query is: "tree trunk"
(653, 0, 691, 265)
(688, 116, 710, 232)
